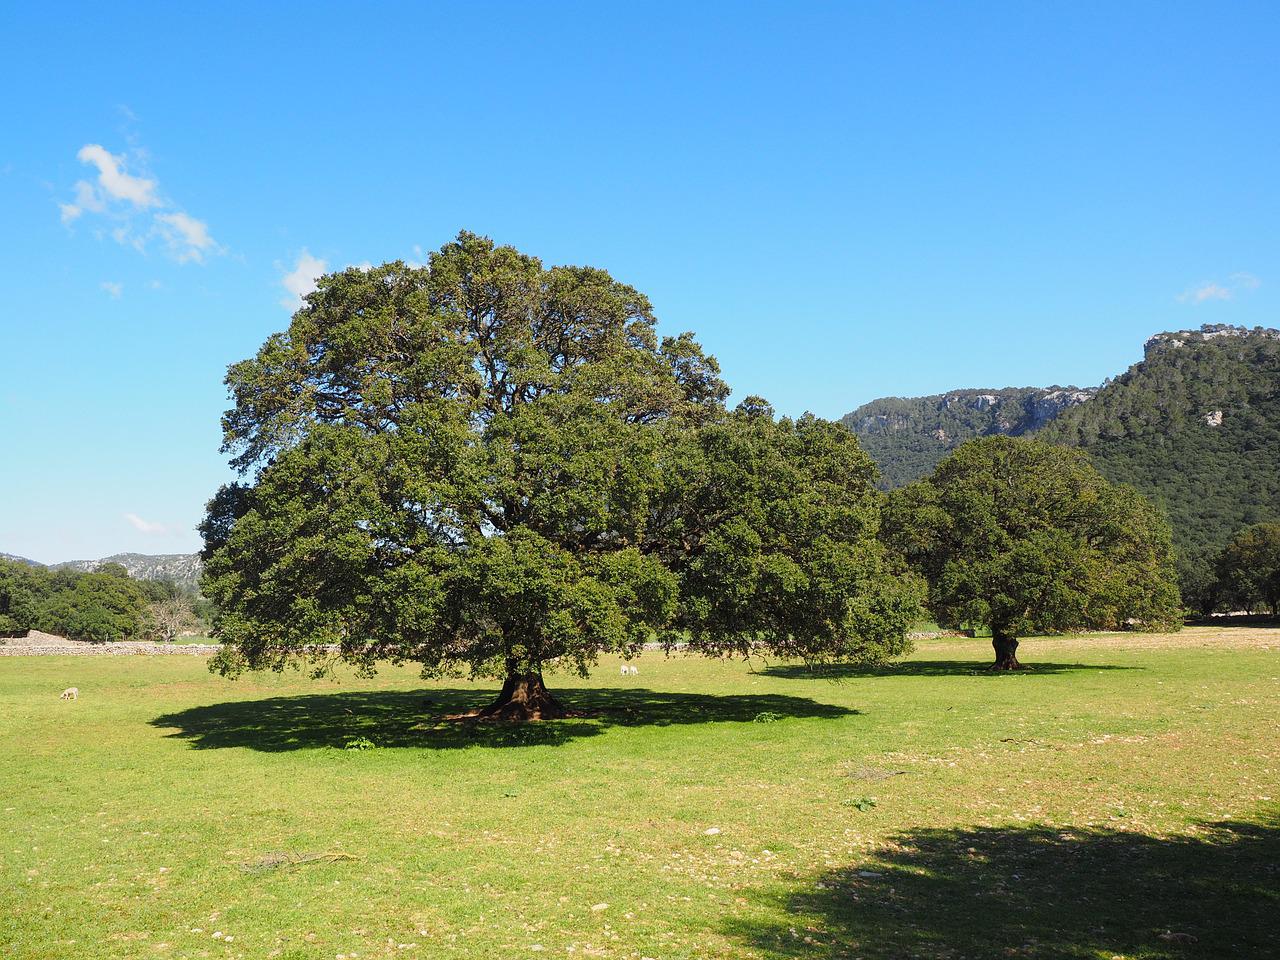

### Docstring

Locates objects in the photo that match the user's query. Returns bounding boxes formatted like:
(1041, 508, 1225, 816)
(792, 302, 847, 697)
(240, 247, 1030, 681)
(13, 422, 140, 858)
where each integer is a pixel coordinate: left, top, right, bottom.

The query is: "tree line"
(0, 560, 207, 643)
(1185, 522, 1280, 618)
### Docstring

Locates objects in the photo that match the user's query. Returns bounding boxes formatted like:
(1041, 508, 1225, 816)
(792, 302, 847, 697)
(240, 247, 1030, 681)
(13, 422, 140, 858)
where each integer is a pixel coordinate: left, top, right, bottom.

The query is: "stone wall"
(0, 630, 220, 656)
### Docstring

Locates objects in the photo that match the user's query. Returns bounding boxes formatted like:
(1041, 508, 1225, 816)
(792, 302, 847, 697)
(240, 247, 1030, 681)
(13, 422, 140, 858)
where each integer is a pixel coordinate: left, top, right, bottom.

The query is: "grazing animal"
(620, 665, 629, 676)
(60, 687, 78, 700)
(628, 665, 639, 676)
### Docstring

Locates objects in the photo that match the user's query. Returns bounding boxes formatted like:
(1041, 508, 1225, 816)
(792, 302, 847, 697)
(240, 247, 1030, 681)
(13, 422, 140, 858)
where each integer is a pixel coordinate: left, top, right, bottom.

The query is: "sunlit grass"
(2, 628, 1276, 958)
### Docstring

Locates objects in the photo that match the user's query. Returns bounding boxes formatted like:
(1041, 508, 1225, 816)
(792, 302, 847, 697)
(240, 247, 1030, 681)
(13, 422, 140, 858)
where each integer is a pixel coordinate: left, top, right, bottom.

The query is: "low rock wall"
(0, 631, 221, 656)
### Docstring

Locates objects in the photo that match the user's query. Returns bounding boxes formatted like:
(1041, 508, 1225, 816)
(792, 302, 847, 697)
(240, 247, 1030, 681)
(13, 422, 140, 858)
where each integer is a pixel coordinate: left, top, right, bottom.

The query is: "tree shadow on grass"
(728, 816, 1280, 959)
(151, 687, 858, 751)
(760, 660, 1139, 680)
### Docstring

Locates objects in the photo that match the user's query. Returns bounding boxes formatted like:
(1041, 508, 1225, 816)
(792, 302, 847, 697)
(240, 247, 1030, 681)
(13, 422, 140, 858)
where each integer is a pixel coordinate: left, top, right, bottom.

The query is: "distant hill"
(841, 386, 1097, 489)
(0, 552, 43, 567)
(52, 553, 203, 587)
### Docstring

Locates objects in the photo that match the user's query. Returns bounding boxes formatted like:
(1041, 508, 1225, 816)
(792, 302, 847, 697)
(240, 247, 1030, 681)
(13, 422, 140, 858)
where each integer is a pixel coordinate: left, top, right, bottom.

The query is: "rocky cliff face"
(0, 552, 42, 567)
(1144, 324, 1280, 359)
(842, 386, 1097, 487)
(52, 553, 203, 587)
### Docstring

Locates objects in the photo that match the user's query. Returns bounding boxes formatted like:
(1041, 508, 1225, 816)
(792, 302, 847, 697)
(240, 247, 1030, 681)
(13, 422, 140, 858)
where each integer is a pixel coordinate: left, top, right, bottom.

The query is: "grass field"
(2, 628, 1277, 959)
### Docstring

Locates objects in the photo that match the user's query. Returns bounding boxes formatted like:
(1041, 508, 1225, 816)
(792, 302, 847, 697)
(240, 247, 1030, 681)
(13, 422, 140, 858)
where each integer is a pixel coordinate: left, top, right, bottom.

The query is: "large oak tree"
(884, 437, 1182, 669)
(201, 233, 921, 717)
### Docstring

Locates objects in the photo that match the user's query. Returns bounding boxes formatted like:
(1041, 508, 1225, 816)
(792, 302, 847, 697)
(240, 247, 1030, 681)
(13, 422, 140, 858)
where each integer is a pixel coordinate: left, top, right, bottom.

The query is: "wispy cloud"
(58, 142, 222, 264)
(100, 281, 123, 299)
(155, 211, 217, 263)
(124, 512, 168, 535)
(1179, 282, 1232, 303)
(279, 249, 328, 310)
(1178, 273, 1262, 304)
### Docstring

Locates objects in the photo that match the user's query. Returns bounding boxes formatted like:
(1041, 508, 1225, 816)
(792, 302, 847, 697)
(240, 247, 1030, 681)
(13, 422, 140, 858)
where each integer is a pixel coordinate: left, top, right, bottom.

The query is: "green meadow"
(2, 628, 1276, 959)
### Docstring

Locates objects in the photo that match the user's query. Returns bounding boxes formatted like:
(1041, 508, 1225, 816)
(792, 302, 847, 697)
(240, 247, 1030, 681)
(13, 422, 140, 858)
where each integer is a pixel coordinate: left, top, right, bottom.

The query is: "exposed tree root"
(445, 672, 579, 722)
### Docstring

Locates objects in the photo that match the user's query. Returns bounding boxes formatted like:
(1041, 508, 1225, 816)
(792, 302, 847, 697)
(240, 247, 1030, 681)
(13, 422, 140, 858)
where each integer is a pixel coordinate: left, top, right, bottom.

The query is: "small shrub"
(344, 736, 376, 751)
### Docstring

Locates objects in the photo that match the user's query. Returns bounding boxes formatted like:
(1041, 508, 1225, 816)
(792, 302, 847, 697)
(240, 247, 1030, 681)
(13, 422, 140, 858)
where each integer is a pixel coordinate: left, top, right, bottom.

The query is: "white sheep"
(628, 665, 639, 676)
(60, 687, 79, 700)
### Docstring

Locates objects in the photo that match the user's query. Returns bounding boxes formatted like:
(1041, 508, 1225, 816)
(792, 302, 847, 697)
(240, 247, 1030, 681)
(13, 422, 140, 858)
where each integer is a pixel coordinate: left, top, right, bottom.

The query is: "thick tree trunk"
(470, 671, 570, 721)
(991, 630, 1024, 670)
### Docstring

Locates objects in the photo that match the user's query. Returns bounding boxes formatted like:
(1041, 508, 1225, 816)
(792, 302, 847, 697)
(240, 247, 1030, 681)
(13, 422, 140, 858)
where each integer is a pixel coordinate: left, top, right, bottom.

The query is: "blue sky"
(1, 1, 1276, 563)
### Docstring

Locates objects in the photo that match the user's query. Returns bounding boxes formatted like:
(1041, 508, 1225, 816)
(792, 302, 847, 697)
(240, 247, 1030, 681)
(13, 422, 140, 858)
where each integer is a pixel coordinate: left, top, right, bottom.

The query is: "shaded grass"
(758, 659, 1138, 679)
(731, 817, 1280, 958)
(151, 688, 857, 751)
(1, 628, 1277, 959)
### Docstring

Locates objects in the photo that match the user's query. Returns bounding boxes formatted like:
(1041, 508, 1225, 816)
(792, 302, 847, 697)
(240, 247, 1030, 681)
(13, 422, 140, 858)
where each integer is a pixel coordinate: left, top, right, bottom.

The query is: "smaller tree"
(141, 593, 199, 642)
(1216, 523, 1280, 617)
(884, 437, 1182, 669)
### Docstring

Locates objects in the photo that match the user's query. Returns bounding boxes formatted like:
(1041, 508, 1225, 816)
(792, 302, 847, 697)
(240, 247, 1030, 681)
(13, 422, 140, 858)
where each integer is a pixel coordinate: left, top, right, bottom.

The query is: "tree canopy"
(201, 232, 921, 717)
(883, 437, 1182, 668)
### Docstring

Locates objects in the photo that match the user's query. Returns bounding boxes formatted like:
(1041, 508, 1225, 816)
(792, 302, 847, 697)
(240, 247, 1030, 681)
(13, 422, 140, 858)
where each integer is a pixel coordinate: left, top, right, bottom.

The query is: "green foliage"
(884, 437, 1183, 644)
(0, 560, 40, 635)
(203, 233, 921, 687)
(0, 557, 155, 642)
(1215, 522, 1280, 616)
(36, 570, 150, 642)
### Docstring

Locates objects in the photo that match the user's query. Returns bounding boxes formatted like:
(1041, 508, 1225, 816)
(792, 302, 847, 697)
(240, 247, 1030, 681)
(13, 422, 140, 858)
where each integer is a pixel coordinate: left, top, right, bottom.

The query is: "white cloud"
(280, 249, 328, 310)
(58, 141, 221, 264)
(100, 281, 123, 299)
(155, 211, 218, 263)
(1178, 273, 1261, 304)
(76, 144, 158, 208)
(1179, 282, 1232, 303)
(124, 512, 168, 534)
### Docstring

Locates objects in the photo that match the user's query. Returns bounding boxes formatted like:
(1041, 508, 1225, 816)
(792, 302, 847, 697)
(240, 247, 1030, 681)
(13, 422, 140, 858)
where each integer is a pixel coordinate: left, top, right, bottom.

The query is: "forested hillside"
(841, 386, 1096, 488)
(844, 324, 1280, 605)
(1041, 326, 1280, 594)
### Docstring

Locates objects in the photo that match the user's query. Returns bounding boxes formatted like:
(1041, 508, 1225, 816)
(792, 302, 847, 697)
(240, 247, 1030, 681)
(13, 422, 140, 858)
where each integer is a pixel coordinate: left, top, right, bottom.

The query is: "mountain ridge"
(1, 552, 203, 588)
(841, 385, 1098, 489)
